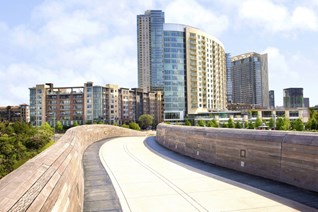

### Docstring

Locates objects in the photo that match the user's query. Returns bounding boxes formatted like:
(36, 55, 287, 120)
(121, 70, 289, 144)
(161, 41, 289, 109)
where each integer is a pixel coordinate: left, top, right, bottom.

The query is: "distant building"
(226, 53, 232, 103)
(227, 103, 263, 111)
(0, 104, 29, 122)
(29, 82, 163, 127)
(304, 98, 310, 108)
(137, 10, 165, 92)
(189, 107, 310, 124)
(231, 52, 269, 108)
(269, 90, 275, 109)
(283, 88, 304, 109)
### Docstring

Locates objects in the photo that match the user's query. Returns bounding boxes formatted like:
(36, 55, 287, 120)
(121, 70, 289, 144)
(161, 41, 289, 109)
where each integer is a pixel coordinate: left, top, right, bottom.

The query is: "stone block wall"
(0, 125, 146, 211)
(156, 123, 318, 193)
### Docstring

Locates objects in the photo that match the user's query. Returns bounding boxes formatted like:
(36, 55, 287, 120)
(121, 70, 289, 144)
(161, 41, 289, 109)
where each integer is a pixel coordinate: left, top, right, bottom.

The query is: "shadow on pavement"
(144, 136, 318, 210)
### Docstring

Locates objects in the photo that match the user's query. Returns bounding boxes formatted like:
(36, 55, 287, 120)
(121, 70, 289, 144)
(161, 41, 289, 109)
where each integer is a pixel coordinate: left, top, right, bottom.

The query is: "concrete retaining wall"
(0, 125, 146, 212)
(156, 123, 318, 193)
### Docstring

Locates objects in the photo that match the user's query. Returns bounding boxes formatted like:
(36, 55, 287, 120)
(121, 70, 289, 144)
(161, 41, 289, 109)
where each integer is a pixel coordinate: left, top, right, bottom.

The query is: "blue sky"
(0, 0, 317, 106)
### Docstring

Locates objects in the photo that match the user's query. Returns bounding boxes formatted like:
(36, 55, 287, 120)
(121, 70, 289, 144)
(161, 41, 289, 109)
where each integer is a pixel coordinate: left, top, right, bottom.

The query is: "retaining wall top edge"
(157, 123, 318, 145)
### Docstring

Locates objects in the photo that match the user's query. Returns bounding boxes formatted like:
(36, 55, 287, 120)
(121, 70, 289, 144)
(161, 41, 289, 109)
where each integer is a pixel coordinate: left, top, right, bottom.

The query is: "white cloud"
(264, 46, 318, 106)
(238, 0, 318, 33)
(165, 0, 229, 36)
(0, 22, 8, 32)
(291, 6, 318, 31)
(0, 0, 144, 105)
(43, 14, 102, 47)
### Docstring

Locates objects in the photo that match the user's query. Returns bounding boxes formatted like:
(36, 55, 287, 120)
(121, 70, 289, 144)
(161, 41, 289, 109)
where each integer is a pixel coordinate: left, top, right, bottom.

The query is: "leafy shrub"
(129, 122, 141, 130)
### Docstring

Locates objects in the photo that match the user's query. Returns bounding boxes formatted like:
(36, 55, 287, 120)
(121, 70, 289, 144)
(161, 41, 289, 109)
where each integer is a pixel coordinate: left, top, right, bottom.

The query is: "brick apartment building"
(0, 104, 30, 122)
(29, 82, 163, 127)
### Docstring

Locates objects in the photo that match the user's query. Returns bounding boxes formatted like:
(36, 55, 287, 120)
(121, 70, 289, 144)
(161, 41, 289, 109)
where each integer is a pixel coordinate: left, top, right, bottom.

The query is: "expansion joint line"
(100, 145, 132, 212)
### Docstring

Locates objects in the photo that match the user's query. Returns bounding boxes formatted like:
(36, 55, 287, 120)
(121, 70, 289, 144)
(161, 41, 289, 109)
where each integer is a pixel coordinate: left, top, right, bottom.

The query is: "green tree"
(247, 121, 254, 129)
(228, 118, 235, 128)
(243, 120, 248, 129)
(11, 122, 27, 134)
(0, 135, 15, 158)
(282, 117, 290, 130)
(213, 120, 219, 128)
(292, 118, 304, 131)
(41, 122, 54, 136)
(235, 121, 242, 129)
(269, 118, 275, 129)
(56, 121, 63, 132)
(0, 122, 6, 133)
(276, 117, 284, 130)
(276, 117, 290, 130)
(222, 123, 228, 128)
(73, 121, 79, 127)
(138, 114, 154, 130)
(206, 120, 219, 127)
(0, 121, 55, 179)
(306, 118, 318, 130)
(197, 120, 205, 127)
(129, 122, 141, 130)
(206, 120, 213, 127)
(5, 125, 15, 136)
(185, 119, 192, 126)
(255, 117, 263, 128)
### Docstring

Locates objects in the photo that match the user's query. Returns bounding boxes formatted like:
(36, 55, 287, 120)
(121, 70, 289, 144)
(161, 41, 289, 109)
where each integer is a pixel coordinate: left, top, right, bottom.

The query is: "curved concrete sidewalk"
(98, 136, 316, 212)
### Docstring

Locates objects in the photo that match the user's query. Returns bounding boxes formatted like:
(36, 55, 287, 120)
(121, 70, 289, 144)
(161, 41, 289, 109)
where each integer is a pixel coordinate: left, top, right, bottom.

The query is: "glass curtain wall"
(163, 24, 186, 121)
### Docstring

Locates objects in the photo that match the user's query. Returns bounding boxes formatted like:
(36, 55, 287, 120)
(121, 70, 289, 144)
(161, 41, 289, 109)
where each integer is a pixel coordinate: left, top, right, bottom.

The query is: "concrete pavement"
(83, 139, 122, 212)
(99, 136, 316, 212)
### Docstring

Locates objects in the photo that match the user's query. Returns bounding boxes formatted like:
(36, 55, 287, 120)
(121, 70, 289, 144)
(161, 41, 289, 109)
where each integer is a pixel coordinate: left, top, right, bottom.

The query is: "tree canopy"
(255, 117, 263, 128)
(0, 121, 54, 179)
(197, 120, 205, 127)
(228, 118, 235, 128)
(291, 118, 304, 131)
(138, 114, 154, 130)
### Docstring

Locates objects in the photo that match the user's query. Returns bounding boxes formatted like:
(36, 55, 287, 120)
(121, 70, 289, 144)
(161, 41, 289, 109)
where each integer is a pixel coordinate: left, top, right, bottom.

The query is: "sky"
(0, 0, 317, 107)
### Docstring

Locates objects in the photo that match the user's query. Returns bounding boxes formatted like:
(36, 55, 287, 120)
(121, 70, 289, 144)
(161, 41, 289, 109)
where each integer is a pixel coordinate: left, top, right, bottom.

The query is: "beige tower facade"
(185, 27, 227, 114)
(137, 13, 151, 92)
(29, 84, 49, 126)
(105, 84, 120, 124)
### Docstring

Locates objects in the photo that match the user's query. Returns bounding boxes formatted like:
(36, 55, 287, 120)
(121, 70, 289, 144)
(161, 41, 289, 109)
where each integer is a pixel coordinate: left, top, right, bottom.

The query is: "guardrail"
(156, 123, 318, 193)
(0, 125, 146, 211)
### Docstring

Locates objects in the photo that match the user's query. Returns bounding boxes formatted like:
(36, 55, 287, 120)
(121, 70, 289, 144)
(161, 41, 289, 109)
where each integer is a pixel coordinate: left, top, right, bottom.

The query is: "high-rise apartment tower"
(226, 53, 232, 103)
(137, 10, 165, 92)
(231, 52, 269, 108)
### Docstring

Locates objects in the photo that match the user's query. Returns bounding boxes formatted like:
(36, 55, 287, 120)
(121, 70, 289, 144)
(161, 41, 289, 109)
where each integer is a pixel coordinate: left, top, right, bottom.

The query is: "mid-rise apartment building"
(29, 82, 163, 127)
(185, 26, 226, 115)
(0, 104, 30, 122)
(231, 52, 269, 108)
